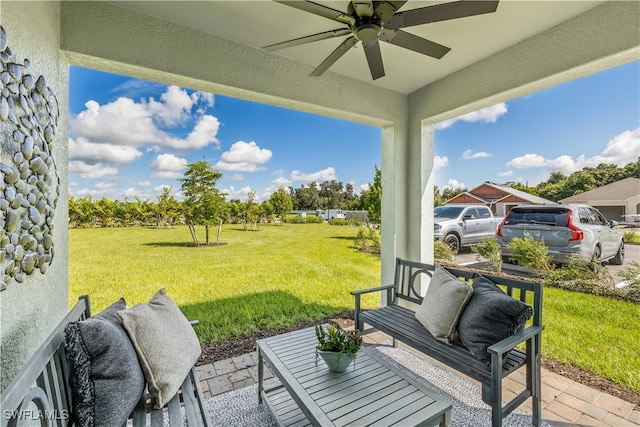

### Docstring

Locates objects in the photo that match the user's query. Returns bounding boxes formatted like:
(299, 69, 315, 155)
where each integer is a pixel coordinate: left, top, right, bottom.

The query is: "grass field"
(69, 224, 639, 393)
(68, 224, 381, 344)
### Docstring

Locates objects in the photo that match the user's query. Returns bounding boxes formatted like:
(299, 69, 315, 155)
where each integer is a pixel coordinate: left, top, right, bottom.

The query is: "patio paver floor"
(196, 330, 640, 427)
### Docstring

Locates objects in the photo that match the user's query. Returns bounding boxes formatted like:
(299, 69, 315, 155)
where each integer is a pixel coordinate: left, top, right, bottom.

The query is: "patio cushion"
(64, 299, 145, 427)
(118, 289, 201, 409)
(457, 273, 533, 367)
(415, 265, 473, 344)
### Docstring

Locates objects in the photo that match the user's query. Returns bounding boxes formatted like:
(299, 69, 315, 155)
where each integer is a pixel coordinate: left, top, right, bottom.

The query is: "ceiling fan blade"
(310, 36, 359, 77)
(275, 1, 356, 26)
(380, 29, 450, 59)
(390, 0, 499, 28)
(363, 39, 385, 80)
(264, 28, 352, 52)
(375, 1, 408, 21)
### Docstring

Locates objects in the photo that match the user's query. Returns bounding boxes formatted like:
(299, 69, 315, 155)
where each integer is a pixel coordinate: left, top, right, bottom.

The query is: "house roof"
(559, 177, 640, 203)
(446, 182, 554, 205)
(484, 182, 554, 205)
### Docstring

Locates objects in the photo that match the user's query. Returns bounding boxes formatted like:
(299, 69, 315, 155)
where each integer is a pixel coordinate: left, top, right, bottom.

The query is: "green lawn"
(68, 224, 381, 344)
(69, 224, 640, 393)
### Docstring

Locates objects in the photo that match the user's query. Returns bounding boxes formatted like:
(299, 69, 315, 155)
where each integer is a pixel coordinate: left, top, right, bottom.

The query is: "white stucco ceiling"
(110, 1, 606, 94)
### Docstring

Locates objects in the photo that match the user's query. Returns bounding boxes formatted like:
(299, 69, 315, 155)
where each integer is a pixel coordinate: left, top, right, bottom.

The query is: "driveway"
(456, 244, 639, 285)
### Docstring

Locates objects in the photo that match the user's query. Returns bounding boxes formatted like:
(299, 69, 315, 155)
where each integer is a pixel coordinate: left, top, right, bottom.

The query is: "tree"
(293, 182, 322, 210)
(180, 160, 225, 246)
(319, 180, 345, 209)
(156, 186, 179, 227)
(269, 186, 293, 224)
(362, 165, 381, 224)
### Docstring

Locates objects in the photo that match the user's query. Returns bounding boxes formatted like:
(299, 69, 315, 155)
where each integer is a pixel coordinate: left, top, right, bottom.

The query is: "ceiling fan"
(264, 0, 499, 80)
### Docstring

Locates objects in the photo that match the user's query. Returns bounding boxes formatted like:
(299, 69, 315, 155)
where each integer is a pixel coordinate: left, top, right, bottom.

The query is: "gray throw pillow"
(457, 273, 533, 368)
(118, 289, 201, 409)
(64, 299, 145, 427)
(415, 265, 473, 345)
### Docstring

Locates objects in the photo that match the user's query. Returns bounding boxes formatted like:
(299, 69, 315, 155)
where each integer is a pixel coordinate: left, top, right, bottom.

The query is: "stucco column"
(404, 114, 434, 265)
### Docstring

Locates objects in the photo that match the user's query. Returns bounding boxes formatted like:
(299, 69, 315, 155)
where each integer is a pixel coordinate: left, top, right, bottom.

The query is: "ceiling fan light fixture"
(354, 23, 381, 41)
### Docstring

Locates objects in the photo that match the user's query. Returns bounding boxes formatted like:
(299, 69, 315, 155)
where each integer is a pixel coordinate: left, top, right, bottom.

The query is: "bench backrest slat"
(394, 258, 434, 305)
(391, 258, 543, 327)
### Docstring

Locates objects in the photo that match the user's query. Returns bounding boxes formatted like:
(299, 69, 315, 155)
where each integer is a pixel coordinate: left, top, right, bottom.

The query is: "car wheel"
(592, 245, 602, 263)
(444, 234, 460, 254)
(609, 242, 625, 265)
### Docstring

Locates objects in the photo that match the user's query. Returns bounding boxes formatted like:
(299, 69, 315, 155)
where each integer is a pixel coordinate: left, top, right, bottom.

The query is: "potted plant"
(315, 324, 362, 372)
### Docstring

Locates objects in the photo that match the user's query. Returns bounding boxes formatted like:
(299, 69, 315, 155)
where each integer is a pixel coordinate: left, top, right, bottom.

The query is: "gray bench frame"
(352, 258, 544, 427)
(0, 295, 212, 427)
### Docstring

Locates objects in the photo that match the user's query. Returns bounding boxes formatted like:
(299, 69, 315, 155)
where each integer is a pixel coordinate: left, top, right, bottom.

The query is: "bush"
(355, 226, 381, 254)
(328, 218, 363, 226)
(471, 238, 501, 272)
(434, 241, 456, 265)
(283, 214, 305, 223)
(623, 231, 640, 243)
(305, 215, 324, 224)
(617, 261, 640, 300)
(506, 236, 552, 275)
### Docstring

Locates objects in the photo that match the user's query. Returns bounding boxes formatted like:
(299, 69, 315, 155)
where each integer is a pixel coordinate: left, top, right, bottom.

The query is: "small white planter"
(317, 350, 356, 372)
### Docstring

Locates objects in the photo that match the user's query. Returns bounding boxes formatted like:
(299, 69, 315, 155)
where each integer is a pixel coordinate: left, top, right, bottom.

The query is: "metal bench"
(0, 295, 212, 427)
(352, 258, 544, 427)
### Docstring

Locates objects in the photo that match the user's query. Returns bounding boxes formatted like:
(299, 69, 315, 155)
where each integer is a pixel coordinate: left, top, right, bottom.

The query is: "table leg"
(257, 347, 264, 404)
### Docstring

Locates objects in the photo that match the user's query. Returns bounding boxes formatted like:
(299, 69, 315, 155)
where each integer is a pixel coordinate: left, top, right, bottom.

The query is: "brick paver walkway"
(196, 330, 639, 426)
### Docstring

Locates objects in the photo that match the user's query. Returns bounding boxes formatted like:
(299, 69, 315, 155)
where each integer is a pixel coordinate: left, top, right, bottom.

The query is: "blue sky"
(68, 60, 639, 202)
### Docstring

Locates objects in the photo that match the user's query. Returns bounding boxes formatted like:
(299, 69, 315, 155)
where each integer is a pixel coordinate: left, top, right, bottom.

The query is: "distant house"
(559, 177, 640, 223)
(445, 182, 555, 217)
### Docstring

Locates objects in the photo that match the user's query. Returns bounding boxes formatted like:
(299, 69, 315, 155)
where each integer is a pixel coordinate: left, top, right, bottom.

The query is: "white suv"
(496, 204, 624, 265)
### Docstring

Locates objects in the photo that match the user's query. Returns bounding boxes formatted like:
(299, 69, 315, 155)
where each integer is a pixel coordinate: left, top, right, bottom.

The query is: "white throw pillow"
(118, 289, 201, 408)
(415, 265, 473, 345)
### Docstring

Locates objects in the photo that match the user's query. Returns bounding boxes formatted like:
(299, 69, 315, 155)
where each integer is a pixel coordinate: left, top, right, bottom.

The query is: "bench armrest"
(487, 325, 545, 356)
(352, 284, 396, 331)
(350, 284, 396, 296)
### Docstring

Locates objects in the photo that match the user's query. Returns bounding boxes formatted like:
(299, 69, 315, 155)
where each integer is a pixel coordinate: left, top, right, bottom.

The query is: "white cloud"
(153, 184, 175, 193)
(443, 178, 466, 191)
(272, 176, 292, 187)
(69, 137, 143, 164)
(358, 183, 370, 193)
(507, 154, 547, 169)
(167, 115, 220, 150)
(145, 86, 196, 126)
(71, 86, 220, 152)
(497, 170, 514, 177)
(506, 127, 640, 174)
(215, 141, 272, 172)
(69, 161, 118, 179)
(138, 180, 151, 187)
(436, 102, 508, 130)
(222, 185, 254, 201)
(226, 174, 244, 181)
(94, 182, 115, 189)
(151, 153, 188, 171)
(462, 149, 492, 160)
(150, 153, 188, 178)
(290, 167, 337, 182)
(122, 187, 140, 197)
(434, 156, 449, 169)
